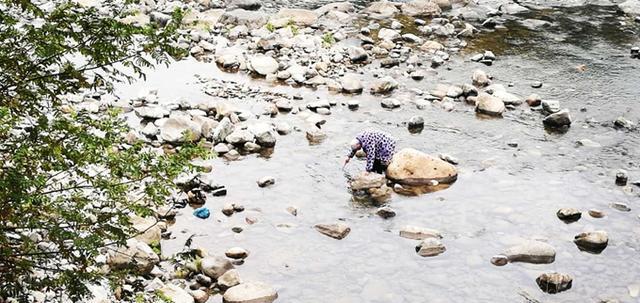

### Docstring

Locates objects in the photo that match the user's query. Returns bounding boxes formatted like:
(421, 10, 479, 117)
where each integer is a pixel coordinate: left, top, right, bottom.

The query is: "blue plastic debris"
(193, 207, 210, 219)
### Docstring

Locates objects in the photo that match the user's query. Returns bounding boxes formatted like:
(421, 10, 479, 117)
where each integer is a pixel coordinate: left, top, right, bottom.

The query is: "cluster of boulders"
(101, 209, 277, 303)
(350, 172, 392, 204)
(490, 202, 619, 294)
(348, 148, 458, 202)
(127, 89, 285, 160)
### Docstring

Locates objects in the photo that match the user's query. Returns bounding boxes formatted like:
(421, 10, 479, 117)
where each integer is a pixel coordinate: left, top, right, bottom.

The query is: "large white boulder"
(223, 282, 278, 303)
(107, 239, 159, 274)
(386, 148, 458, 185)
(160, 116, 202, 143)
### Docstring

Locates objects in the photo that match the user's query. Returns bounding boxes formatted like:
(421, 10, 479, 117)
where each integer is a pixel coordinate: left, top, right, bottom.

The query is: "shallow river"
(118, 5, 640, 302)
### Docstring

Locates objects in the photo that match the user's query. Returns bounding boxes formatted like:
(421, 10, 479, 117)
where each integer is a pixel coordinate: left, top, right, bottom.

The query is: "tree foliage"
(0, 0, 205, 301)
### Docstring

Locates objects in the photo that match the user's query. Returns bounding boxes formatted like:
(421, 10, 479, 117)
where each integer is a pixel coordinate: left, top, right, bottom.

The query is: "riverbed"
(119, 4, 640, 302)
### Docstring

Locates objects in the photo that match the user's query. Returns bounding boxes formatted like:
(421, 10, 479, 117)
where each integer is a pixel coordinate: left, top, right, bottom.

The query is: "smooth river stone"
(314, 223, 351, 239)
(536, 272, 573, 294)
(223, 282, 278, 303)
(574, 231, 608, 253)
(503, 240, 556, 264)
(399, 226, 442, 240)
(386, 148, 458, 185)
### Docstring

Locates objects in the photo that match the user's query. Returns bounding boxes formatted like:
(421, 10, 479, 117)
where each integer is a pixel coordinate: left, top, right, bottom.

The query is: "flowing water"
(118, 5, 640, 302)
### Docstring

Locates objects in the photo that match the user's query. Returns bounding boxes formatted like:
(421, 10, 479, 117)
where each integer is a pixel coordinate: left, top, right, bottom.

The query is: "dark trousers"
(372, 159, 388, 174)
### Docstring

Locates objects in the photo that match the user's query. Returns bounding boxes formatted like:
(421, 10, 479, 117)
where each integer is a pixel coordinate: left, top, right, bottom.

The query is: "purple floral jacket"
(347, 130, 397, 172)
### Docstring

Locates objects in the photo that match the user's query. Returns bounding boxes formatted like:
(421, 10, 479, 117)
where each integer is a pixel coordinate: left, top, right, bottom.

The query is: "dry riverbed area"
(57, 0, 640, 302)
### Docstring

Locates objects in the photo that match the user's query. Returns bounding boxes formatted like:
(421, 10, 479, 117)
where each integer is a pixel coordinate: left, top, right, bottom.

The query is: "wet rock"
(348, 47, 368, 63)
(574, 231, 608, 253)
(408, 116, 425, 130)
(472, 69, 490, 86)
(376, 206, 396, 219)
(274, 8, 318, 26)
(233, 204, 245, 212)
(387, 148, 458, 185)
(366, 0, 399, 17)
(107, 239, 159, 274)
(421, 40, 444, 52)
(541, 100, 561, 114)
(341, 74, 363, 94)
(410, 70, 426, 80)
(257, 176, 275, 188)
(610, 202, 630, 212)
(218, 269, 241, 290)
(195, 274, 212, 287)
(249, 56, 278, 76)
(201, 256, 234, 279)
(213, 117, 235, 144)
(275, 99, 292, 112)
(219, 9, 268, 29)
(536, 273, 573, 294)
(401, 0, 442, 16)
(368, 185, 392, 204)
(226, 247, 249, 259)
(557, 208, 581, 223)
(588, 209, 605, 218)
(403, 33, 423, 44)
(380, 58, 400, 68)
(130, 215, 161, 245)
(286, 206, 298, 216)
(381, 98, 401, 109)
(226, 129, 254, 145)
(228, 0, 261, 10)
(232, 226, 243, 233)
(370, 76, 399, 94)
(351, 172, 386, 190)
(314, 222, 351, 239)
(158, 284, 194, 303)
(470, 53, 484, 62)
(415, 238, 446, 257)
(222, 203, 236, 216)
(223, 282, 278, 303)
(475, 93, 505, 116)
(531, 81, 543, 88)
(503, 241, 556, 264)
(160, 117, 202, 144)
(378, 28, 401, 41)
(493, 90, 522, 106)
(615, 170, 628, 186)
(250, 124, 276, 147)
(614, 116, 635, 129)
(350, 172, 391, 204)
(543, 109, 572, 127)
(306, 130, 327, 144)
(214, 143, 230, 155)
(431, 56, 445, 68)
(190, 291, 209, 303)
(438, 154, 459, 165)
(136, 106, 169, 119)
(400, 226, 442, 240)
(491, 255, 508, 266)
(347, 100, 360, 109)
(276, 122, 291, 135)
